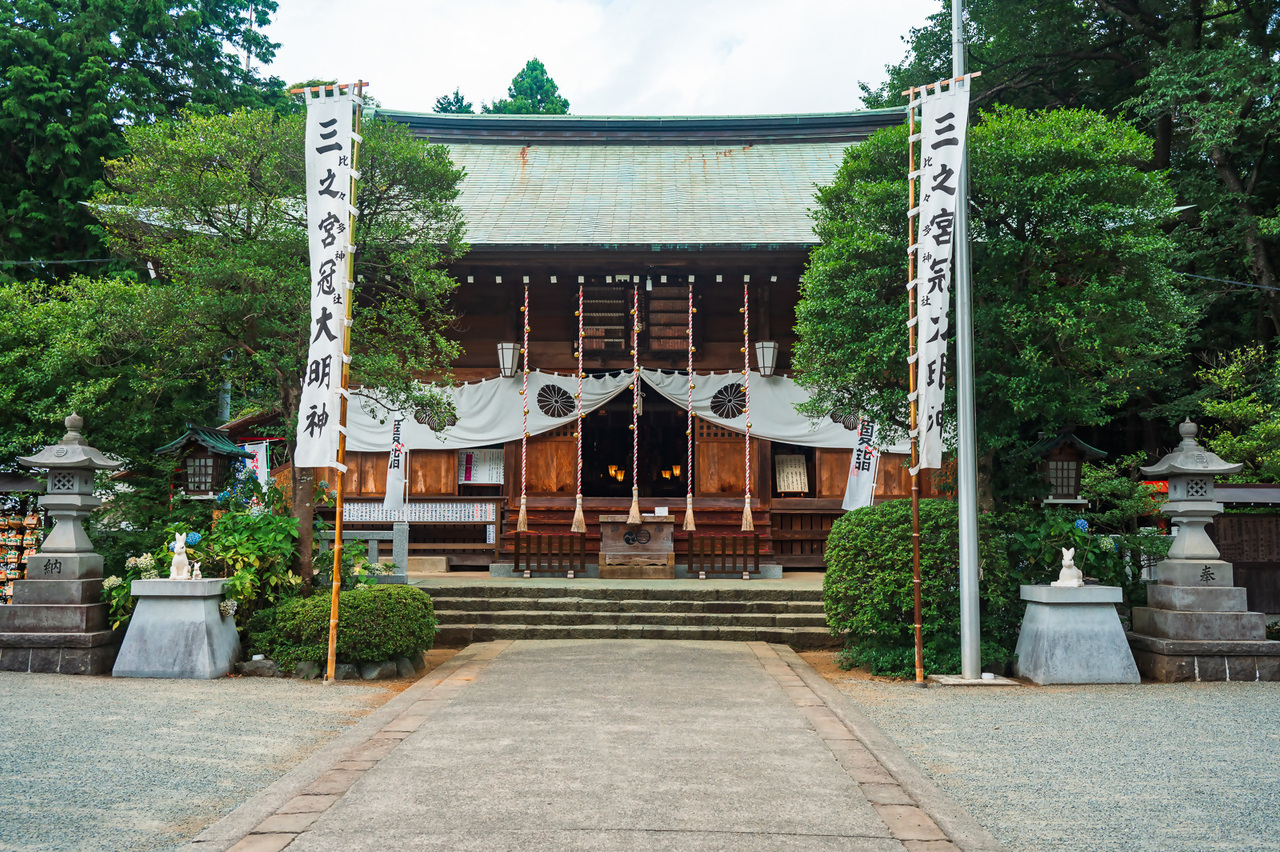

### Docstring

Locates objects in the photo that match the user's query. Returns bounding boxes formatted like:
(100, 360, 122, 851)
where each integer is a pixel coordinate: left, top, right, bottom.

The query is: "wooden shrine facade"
(335, 109, 920, 569)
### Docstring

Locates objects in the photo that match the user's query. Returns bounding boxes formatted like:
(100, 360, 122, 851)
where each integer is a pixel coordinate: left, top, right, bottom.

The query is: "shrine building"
(331, 109, 929, 572)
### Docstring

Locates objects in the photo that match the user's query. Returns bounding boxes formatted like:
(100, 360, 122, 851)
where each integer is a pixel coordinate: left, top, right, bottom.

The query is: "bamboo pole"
(907, 85, 925, 687)
(325, 81, 364, 684)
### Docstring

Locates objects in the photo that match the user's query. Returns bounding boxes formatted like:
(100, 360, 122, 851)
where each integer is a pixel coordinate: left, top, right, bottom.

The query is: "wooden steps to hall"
(497, 497, 773, 561)
(421, 580, 836, 649)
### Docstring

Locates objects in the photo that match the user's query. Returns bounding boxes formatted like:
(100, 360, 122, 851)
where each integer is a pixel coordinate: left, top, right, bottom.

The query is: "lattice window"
(1046, 460, 1079, 500)
(541, 424, 577, 439)
(185, 457, 215, 493)
(581, 284, 631, 355)
(50, 472, 76, 493)
(1186, 478, 1210, 498)
(697, 420, 739, 440)
(645, 283, 695, 354)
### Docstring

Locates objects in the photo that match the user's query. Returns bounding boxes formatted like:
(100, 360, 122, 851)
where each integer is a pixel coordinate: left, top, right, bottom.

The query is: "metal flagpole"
(952, 1, 982, 679)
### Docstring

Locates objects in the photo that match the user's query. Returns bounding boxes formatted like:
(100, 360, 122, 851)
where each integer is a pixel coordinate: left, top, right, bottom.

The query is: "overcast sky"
(260, 0, 940, 116)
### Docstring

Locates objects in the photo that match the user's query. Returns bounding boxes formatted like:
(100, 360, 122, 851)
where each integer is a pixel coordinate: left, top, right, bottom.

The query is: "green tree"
(794, 108, 1194, 506)
(1194, 345, 1280, 481)
(859, 0, 1280, 338)
(482, 58, 570, 115)
(0, 276, 213, 463)
(90, 107, 468, 577)
(0, 0, 286, 280)
(433, 88, 475, 114)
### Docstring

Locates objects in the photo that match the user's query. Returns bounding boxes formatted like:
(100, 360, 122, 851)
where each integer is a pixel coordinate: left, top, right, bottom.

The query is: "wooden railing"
(684, 533, 761, 580)
(513, 531, 589, 578)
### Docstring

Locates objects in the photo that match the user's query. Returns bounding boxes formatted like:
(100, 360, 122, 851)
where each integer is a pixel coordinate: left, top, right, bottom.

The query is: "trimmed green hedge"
(247, 584, 437, 673)
(823, 499, 1021, 677)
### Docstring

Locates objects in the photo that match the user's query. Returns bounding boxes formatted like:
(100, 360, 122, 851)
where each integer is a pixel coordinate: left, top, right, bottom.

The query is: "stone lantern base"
(0, 554, 116, 674)
(1127, 557, 1280, 682)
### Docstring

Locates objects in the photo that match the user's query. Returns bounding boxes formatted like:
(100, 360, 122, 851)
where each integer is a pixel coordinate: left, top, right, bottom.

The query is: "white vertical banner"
(912, 79, 969, 472)
(842, 418, 880, 511)
(242, 442, 270, 486)
(296, 92, 359, 469)
(382, 419, 406, 511)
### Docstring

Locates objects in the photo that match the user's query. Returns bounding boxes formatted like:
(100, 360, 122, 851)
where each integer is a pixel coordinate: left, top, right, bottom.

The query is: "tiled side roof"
(445, 140, 850, 247)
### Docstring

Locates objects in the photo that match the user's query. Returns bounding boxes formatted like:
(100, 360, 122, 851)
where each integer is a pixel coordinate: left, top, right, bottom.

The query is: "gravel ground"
(0, 673, 392, 852)
(825, 673, 1280, 852)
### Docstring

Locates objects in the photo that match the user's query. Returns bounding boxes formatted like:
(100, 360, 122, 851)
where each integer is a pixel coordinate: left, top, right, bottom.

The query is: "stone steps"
(436, 624, 836, 646)
(436, 596, 825, 614)
(435, 609, 826, 628)
(423, 581, 837, 650)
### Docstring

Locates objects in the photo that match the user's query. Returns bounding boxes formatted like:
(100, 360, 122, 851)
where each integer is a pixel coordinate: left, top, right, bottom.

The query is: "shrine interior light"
(497, 342, 519, 378)
(754, 341, 779, 377)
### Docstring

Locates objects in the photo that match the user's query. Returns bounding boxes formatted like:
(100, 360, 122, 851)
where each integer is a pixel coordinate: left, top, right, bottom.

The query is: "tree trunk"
(977, 449, 996, 512)
(293, 463, 315, 590)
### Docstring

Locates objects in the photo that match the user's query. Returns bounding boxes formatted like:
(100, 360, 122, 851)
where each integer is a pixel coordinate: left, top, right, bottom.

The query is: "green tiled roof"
(156, 424, 254, 458)
(382, 111, 901, 248)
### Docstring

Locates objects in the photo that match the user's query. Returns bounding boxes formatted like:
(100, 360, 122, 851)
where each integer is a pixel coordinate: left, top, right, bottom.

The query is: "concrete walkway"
(188, 641, 1003, 852)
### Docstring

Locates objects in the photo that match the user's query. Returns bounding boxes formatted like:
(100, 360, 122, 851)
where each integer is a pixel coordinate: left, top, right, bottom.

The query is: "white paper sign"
(774, 455, 809, 493)
(383, 419, 406, 511)
(458, 449, 505, 485)
(913, 79, 969, 472)
(295, 92, 359, 469)
(843, 418, 880, 511)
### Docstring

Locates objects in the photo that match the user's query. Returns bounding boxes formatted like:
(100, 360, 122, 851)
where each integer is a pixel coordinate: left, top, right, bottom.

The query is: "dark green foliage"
(795, 108, 1192, 505)
(0, 277, 220, 466)
(823, 499, 1019, 677)
(247, 585, 437, 673)
(434, 88, 474, 114)
(483, 58, 569, 115)
(860, 0, 1280, 345)
(85, 107, 467, 573)
(0, 0, 286, 279)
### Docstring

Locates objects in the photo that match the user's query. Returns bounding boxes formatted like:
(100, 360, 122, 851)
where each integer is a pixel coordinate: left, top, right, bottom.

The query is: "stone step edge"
(433, 609, 827, 625)
(417, 585, 824, 602)
(431, 597, 825, 612)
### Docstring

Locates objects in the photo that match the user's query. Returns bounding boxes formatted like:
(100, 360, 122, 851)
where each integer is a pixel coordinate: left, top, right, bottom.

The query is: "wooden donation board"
(598, 514, 675, 579)
(346, 500, 499, 544)
(774, 455, 809, 494)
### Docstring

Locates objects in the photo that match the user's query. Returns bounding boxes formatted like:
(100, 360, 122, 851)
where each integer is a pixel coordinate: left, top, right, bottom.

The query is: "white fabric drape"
(639, 369, 863, 449)
(344, 371, 634, 452)
(345, 369, 911, 454)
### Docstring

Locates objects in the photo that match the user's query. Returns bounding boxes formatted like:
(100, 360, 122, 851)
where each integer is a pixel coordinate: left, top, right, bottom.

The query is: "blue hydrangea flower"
(1074, 519, 1089, 532)
(186, 532, 202, 546)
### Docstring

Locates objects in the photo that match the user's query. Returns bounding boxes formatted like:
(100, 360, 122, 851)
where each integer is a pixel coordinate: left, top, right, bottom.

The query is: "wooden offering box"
(598, 515, 675, 579)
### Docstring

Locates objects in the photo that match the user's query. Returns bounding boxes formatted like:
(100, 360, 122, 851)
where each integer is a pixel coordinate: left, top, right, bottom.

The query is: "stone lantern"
(0, 414, 122, 674)
(1128, 419, 1279, 682)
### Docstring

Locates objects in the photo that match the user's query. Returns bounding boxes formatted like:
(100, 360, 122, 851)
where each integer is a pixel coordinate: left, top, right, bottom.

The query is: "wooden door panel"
(696, 441, 746, 495)
(816, 449, 852, 499)
(528, 425, 576, 493)
(409, 450, 457, 496)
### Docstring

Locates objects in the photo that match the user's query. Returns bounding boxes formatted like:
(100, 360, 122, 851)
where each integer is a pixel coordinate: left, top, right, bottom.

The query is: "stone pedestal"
(1128, 559, 1279, 682)
(598, 515, 675, 579)
(1014, 585, 1140, 684)
(113, 579, 241, 679)
(1, 415, 121, 675)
